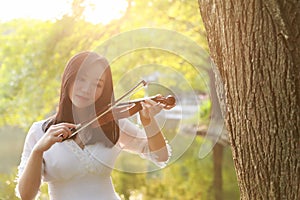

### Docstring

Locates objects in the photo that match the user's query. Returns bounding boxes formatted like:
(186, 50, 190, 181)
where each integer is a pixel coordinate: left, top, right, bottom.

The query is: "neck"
(73, 105, 93, 124)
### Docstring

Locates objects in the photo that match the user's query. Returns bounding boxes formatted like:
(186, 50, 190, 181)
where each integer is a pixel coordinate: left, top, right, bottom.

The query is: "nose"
(80, 82, 93, 94)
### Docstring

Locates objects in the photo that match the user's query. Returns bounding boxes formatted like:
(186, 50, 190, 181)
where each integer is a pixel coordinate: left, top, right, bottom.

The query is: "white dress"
(16, 119, 171, 200)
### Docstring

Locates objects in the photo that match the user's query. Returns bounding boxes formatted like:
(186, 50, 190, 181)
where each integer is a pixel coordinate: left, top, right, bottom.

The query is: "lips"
(75, 94, 90, 101)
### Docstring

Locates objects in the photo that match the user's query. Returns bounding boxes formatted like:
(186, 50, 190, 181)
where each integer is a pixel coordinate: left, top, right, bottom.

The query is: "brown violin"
(65, 93, 176, 140)
(61, 80, 176, 140)
(97, 94, 175, 124)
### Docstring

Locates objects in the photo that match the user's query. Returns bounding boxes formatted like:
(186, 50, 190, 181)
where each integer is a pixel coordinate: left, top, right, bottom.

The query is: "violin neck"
(116, 95, 158, 106)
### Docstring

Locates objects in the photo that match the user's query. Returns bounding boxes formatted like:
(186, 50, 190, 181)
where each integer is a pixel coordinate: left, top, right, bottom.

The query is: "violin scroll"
(151, 95, 176, 109)
(117, 94, 176, 109)
(65, 94, 176, 139)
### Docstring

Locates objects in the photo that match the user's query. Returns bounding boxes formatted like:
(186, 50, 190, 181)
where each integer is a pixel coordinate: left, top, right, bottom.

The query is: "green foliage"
(0, 16, 111, 129)
(111, 136, 239, 199)
(0, 0, 210, 130)
(0, 20, 54, 128)
(142, 139, 213, 200)
(0, 169, 49, 200)
(199, 99, 211, 123)
(0, 170, 18, 200)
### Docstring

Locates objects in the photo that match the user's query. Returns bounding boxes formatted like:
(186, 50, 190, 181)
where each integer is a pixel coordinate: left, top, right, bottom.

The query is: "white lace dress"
(16, 119, 171, 200)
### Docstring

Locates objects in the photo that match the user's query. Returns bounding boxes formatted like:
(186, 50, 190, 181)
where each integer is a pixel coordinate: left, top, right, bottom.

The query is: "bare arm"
(17, 148, 44, 200)
(17, 123, 76, 200)
(139, 99, 169, 162)
(142, 118, 169, 162)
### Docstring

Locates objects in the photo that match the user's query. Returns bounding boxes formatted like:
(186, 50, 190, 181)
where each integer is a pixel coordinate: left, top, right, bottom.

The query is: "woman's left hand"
(139, 97, 164, 126)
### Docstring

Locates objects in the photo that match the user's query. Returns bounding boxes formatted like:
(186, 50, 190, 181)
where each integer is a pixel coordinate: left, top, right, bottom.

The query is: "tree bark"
(198, 0, 300, 199)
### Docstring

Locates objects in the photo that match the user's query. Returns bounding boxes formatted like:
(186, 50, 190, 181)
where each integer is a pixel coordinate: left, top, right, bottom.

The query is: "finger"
(47, 131, 64, 143)
(54, 123, 77, 129)
(62, 126, 73, 135)
(151, 104, 164, 115)
(157, 102, 165, 109)
(144, 99, 157, 106)
(152, 107, 162, 115)
(51, 122, 76, 129)
(140, 102, 149, 114)
(60, 122, 77, 128)
(48, 125, 63, 133)
(141, 101, 151, 109)
(54, 127, 71, 139)
(152, 102, 163, 110)
(50, 123, 77, 134)
(165, 103, 175, 110)
(55, 135, 65, 143)
(58, 130, 73, 141)
(151, 99, 164, 109)
(53, 128, 64, 137)
(58, 133, 65, 140)
(55, 130, 66, 140)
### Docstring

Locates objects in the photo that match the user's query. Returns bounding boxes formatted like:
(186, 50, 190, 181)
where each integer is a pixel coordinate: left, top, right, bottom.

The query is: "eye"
(78, 76, 85, 82)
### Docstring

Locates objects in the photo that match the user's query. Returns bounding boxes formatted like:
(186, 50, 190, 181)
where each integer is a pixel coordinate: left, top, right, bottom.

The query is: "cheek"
(68, 85, 74, 100)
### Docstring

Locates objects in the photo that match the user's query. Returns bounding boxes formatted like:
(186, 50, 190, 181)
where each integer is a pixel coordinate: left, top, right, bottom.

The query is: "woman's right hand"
(34, 123, 76, 153)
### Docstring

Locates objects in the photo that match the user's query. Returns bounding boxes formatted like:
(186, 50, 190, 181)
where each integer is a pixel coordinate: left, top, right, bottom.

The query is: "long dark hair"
(43, 51, 119, 146)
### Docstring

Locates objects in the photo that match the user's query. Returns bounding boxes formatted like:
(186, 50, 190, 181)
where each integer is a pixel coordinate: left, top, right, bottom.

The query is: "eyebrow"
(81, 72, 104, 80)
(80, 70, 105, 83)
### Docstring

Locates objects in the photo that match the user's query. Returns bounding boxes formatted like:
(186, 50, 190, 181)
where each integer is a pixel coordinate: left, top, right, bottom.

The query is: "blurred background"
(0, 0, 239, 199)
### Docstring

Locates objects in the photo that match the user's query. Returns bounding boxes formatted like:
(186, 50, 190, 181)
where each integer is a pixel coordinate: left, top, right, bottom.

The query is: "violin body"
(63, 94, 176, 140)
(101, 94, 175, 125)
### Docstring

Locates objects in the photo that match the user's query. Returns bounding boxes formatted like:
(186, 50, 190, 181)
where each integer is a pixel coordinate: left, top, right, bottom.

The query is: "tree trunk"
(198, 0, 300, 199)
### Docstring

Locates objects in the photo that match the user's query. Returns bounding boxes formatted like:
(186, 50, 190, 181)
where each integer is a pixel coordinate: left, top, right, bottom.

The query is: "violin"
(63, 81, 176, 140)
(95, 94, 175, 125)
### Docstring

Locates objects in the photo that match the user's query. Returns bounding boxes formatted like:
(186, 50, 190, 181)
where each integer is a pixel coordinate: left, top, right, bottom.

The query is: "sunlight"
(83, 0, 128, 24)
(0, 0, 128, 24)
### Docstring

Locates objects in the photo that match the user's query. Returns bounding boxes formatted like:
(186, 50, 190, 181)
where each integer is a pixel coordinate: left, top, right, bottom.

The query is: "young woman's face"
(68, 63, 106, 108)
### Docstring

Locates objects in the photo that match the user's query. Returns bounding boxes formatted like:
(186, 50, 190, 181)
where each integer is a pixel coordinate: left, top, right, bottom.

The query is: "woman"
(16, 51, 171, 200)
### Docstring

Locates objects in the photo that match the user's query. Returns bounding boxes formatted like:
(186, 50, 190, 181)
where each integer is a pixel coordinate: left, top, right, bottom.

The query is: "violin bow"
(65, 80, 147, 139)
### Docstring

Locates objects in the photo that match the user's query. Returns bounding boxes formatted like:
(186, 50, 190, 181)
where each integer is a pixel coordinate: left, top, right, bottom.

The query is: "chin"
(73, 101, 93, 108)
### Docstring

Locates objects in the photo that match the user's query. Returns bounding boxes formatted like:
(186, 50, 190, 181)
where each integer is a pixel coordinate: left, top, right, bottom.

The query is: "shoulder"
(25, 120, 47, 143)
(29, 120, 46, 133)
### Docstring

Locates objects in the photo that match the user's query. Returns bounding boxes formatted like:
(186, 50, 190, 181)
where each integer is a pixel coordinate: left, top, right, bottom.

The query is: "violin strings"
(110, 80, 147, 107)
(66, 80, 147, 139)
